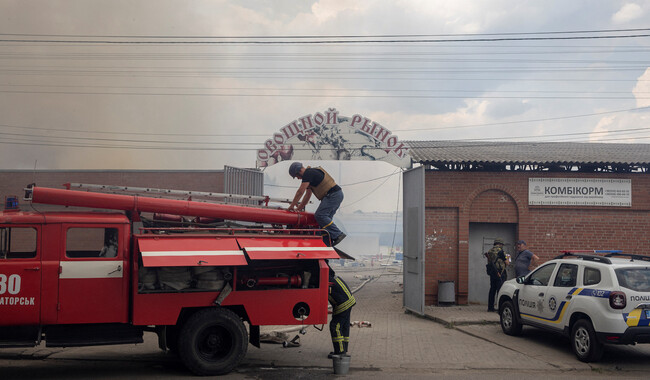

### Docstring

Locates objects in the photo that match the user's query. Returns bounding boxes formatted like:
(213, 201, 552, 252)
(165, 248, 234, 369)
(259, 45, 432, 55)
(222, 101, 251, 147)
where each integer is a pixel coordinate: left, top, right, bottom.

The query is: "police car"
(497, 251, 650, 362)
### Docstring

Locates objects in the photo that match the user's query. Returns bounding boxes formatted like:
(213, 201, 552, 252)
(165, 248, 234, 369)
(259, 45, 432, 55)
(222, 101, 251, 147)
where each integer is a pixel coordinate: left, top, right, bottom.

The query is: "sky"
(1, 0, 649, 213)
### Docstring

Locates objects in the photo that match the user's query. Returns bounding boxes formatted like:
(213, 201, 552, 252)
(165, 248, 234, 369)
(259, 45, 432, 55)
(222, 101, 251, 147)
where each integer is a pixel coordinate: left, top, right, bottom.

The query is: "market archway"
(255, 108, 424, 315)
(255, 108, 411, 169)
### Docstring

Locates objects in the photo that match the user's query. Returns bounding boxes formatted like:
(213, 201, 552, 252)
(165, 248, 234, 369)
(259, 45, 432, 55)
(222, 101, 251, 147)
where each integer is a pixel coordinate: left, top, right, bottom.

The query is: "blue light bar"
(4, 196, 19, 210)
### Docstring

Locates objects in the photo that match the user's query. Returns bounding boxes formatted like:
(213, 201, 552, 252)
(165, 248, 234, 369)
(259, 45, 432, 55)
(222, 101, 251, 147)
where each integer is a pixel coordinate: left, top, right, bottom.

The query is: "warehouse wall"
(423, 171, 650, 305)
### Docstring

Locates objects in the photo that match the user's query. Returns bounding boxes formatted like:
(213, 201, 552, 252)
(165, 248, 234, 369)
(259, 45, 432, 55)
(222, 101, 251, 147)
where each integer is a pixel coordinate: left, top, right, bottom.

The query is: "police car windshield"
(615, 268, 650, 292)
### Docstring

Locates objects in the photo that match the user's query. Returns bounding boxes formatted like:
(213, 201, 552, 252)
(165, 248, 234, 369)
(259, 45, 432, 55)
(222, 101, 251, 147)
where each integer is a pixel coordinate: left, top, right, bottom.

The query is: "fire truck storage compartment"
(136, 235, 245, 293)
(135, 234, 337, 293)
(235, 235, 339, 291)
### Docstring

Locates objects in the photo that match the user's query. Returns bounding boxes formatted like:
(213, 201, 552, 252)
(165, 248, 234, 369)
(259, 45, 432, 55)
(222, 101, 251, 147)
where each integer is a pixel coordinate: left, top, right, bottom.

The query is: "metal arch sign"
(256, 108, 411, 168)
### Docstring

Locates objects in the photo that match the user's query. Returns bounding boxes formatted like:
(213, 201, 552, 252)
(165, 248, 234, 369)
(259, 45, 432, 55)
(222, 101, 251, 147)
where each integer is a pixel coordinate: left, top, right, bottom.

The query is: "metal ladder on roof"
(64, 183, 293, 206)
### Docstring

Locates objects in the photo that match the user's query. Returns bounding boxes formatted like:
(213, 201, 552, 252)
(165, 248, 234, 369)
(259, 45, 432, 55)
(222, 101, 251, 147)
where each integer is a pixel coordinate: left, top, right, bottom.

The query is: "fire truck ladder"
(63, 183, 291, 207)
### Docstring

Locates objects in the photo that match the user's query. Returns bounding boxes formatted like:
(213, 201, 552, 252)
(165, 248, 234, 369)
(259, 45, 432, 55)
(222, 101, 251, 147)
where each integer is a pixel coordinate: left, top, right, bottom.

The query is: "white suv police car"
(498, 252, 650, 362)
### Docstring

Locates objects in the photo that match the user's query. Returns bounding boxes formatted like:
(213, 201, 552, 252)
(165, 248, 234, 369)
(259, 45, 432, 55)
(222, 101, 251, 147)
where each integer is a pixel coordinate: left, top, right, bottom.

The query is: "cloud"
(633, 68, 650, 108)
(589, 115, 615, 142)
(612, 3, 644, 23)
(311, 0, 365, 24)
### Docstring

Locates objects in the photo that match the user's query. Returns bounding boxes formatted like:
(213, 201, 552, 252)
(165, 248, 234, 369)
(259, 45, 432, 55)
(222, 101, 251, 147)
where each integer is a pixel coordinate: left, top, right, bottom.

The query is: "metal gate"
(467, 223, 516, 304)
(403, 166, 425, 315)
(224, 166, 263, 205)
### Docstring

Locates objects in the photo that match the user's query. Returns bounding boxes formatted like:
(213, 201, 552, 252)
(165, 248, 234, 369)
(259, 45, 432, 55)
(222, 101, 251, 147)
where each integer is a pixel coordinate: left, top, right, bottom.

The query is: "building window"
(66, 228, 119, 258)
(0, 227, 37, 259)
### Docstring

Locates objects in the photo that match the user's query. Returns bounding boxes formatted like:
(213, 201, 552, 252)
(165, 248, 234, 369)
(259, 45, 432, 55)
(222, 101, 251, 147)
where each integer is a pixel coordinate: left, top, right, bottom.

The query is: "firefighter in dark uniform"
(328, 267, 355, 357)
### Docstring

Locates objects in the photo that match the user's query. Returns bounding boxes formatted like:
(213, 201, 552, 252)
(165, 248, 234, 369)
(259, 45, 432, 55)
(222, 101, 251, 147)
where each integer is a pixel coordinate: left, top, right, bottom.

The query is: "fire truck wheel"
(178, 308, 248, 376)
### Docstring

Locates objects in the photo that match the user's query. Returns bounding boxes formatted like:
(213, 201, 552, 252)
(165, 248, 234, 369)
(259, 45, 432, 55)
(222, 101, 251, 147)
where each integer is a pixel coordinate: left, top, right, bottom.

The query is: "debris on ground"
(350, 320, 372, 328)
(282, 335, 301, 348)
(260, 331, 289, 344)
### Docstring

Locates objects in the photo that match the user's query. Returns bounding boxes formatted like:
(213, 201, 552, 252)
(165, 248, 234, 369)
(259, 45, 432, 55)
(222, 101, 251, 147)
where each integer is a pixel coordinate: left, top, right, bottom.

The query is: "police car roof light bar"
(561, 250, 622, 254)
(554, 252, 612, 264)
(603, 252, 650, 262)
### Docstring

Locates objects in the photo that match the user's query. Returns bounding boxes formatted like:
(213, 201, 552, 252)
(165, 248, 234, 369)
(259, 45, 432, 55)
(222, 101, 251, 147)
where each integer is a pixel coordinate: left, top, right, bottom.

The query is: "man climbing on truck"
(288, 162, 346, 246)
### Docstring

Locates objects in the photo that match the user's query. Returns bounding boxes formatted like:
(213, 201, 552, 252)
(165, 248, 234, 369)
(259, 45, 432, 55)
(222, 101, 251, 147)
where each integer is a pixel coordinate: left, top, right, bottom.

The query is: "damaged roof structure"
(405, 141, 650, 173)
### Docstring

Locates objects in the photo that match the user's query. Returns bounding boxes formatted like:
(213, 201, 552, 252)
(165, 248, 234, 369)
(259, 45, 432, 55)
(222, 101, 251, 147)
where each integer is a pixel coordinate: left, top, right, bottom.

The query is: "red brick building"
(407, 141, 650, 306)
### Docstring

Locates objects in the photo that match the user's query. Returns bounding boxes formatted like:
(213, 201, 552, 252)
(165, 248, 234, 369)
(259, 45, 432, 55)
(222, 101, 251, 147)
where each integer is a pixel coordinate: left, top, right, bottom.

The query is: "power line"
(341, 168, 401, 209)
(2, 131, 649, 151)
(1, 106, 648, 139)
(266, 171, 402, 189)
(2, 47, 649, 60)
(2, 33, 650, 45)
(3, 52, 650, 64)
(0, 88, 646, 100)
(1, 66, 647, 74)
(2, 27, 650, 39)
(4, 83, 650, 95)
(395, 106, 650, 132)
(3, 124, 650, 147)
(1, 27, 650, 45)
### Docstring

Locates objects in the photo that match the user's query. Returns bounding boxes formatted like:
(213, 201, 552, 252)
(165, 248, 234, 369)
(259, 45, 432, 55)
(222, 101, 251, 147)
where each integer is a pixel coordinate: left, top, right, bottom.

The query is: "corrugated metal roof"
(406, 141, 650, 166)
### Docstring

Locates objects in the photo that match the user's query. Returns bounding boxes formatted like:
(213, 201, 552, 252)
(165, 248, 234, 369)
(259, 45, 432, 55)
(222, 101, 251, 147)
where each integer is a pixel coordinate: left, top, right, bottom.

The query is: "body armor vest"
(309, 167, 337, 200)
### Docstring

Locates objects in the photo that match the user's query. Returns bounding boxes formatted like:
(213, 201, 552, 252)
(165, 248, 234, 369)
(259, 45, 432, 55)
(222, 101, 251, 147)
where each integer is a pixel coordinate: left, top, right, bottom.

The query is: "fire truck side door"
(58, 225, 128, 324)
(0, 226, 41, 327)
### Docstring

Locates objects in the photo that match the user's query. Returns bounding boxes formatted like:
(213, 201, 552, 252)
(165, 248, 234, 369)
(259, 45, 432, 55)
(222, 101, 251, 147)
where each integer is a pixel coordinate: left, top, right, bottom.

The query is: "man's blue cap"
(516, 240, 526, 245)
(289, 162, 303, 178)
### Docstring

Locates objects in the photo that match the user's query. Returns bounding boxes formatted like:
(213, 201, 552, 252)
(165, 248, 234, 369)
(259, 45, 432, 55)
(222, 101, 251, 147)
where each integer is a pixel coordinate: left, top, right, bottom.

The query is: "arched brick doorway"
(466, 189, 518, 304)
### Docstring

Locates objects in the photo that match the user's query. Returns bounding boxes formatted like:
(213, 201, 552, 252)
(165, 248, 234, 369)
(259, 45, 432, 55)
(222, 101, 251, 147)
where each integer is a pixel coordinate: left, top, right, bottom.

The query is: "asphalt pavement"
(1, 266, 649, 379)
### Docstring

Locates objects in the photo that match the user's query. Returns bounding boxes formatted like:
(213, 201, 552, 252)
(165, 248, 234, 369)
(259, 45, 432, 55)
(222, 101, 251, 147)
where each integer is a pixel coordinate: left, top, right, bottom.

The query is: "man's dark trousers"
(488, 274, 505, 311)
(329, 276, 355, 354)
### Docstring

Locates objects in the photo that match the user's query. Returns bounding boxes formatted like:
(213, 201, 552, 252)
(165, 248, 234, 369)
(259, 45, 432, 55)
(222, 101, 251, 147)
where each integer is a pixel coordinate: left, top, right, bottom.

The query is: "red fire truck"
(0, 184, 346, 375)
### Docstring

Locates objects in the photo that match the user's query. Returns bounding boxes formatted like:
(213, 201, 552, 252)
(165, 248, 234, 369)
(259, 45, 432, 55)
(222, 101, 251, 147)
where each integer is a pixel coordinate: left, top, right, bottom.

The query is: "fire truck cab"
(0, 185, 343, 375)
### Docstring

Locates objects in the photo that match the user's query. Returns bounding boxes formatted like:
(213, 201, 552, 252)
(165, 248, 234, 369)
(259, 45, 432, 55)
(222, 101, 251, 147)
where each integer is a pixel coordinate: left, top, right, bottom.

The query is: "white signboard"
(529, 178, 631, 207)
(256, 108, 411, 168)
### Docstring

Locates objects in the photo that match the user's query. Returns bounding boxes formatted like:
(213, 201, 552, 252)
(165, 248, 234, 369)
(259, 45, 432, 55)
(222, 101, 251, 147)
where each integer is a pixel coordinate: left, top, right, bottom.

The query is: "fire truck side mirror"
(23, 183, 35, 201)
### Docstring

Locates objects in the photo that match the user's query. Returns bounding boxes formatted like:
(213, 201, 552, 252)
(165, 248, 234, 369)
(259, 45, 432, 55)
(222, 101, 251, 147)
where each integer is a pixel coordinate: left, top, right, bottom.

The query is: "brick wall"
(424, 171, 650, 305)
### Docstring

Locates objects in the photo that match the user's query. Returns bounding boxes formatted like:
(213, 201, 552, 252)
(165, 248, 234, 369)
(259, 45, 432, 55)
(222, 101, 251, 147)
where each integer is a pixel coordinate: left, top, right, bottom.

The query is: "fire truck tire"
(178, 308, 248, 376)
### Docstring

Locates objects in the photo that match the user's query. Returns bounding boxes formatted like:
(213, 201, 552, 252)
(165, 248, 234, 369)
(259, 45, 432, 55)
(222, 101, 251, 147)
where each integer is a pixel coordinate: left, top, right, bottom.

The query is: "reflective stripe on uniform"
(332, 322, 344, 352)
(332, 277, 356, 315)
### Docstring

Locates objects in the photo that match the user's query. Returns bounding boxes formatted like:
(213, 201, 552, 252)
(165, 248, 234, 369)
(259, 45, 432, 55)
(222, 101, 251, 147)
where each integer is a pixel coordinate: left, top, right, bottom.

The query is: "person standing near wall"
(486, 238, 507, 312)
(514, 240, 539, 277)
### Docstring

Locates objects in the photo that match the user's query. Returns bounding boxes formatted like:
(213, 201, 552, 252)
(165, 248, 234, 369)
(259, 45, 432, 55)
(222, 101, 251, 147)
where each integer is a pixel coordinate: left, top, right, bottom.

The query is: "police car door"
(542, 263, 579, 328)
(518, 263, 557, 327)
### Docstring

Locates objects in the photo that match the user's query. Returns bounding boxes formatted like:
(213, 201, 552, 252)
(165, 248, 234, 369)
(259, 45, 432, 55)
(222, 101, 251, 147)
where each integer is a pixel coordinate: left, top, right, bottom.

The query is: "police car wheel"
(571, 319, 604, 362)
(499, 300, 522, 336)
(178, 308, 248, 376)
